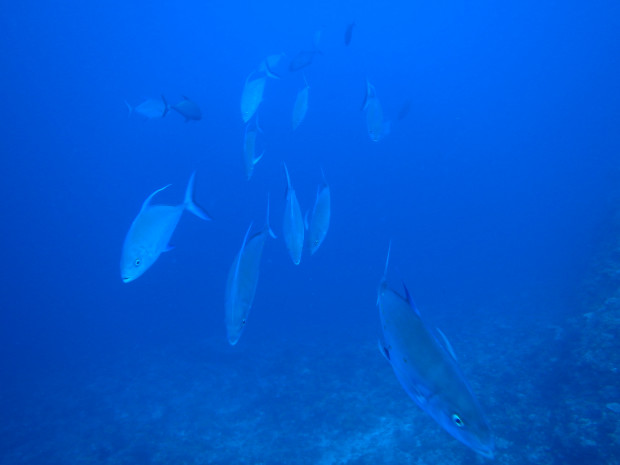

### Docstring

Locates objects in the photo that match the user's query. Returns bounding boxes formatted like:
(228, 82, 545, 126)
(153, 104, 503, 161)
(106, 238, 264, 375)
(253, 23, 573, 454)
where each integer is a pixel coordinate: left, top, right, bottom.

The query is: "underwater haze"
(1, 0, 620, 463)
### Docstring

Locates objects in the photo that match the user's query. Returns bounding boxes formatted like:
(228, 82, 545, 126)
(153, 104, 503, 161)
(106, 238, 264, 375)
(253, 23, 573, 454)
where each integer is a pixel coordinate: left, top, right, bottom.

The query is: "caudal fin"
(184, 171, 212, 220)
(265, 193, 277, 239)
(125, 101, 133, 117)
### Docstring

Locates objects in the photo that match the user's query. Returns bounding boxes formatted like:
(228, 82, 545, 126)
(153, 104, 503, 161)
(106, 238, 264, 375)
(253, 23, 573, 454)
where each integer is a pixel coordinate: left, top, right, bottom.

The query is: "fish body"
(289, 50, 319, 72)
(306, 169, 330, 255)
(282, 164, 304, 265)
(292, 77, 309, 130)
(225, 199, 275, 345)
(243, 122, 264, 180)
(171, 96, 202, 122)
(377, 248, 494, 458)
(241, 73, 266, 123)
(120, 172, 210, 283)
(126, 96, 168, 119)
(364, 81, 390, 142)
(345, 22, 356, 46)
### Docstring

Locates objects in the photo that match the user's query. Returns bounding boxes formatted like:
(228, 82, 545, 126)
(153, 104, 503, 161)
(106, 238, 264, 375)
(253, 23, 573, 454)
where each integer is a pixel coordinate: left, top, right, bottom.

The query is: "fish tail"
(125, 100, 132, 116)
(161, 94, 169, 117)
(184, 171, 212, 221)
(283, 162, 292, 190)
(265, 193, 277, 239)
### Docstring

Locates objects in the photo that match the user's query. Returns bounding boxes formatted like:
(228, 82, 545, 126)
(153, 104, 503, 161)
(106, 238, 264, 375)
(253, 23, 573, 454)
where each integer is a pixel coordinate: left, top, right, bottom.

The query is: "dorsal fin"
(140, 184, 171, 213)
(402, 281, 421, 316)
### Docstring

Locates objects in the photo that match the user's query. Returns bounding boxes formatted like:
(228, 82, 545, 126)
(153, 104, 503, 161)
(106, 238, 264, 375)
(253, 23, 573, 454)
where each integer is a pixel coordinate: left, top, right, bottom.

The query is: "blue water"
(1, 0, 620, 463)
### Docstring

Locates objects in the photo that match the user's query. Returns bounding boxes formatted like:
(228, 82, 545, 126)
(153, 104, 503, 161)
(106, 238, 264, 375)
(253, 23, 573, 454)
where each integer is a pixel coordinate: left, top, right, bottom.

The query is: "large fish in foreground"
(225, 198, 276, 345)
(292, 76, 310, 130)
(377, 245, 494, 458)
(120, 172, 211, 283)
(241, 72, 267, 123)
(282, 163, 304, 265)
(305, 168, 330, 255)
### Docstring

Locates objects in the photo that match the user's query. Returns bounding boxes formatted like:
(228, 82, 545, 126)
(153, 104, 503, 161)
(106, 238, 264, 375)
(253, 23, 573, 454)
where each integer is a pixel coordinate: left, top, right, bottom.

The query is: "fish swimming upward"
(120, 172, 211, 283)
(282, 163, 304, 265)
(225, 197, 276, 346)
(243, 117, 264, 180)
(292, 76, 309, 130)
(241, 72, 266, 123)
(305, 167, 330, 255)
(377, 245, 494, 458)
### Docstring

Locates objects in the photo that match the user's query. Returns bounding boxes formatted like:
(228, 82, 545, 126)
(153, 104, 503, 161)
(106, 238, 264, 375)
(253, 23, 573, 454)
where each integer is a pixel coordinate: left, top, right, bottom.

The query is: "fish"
(170, 96, 202, 122)
(305, 167, 330, 255)
(289, 50, 319, 72)
(364, 81, 390, 142)
(344, 22, 356, 46)
(241, 72, 267, 123)
(243, 117, 264, 180)
(120, 172, 211, 283)
(225, 197, 276, 346)
(282, 163, 304, 265)
(292, 76, 310, 130)
(360, 79, 376, 112)
(125, 95, 168, 119)
(377, 245, 494, 459)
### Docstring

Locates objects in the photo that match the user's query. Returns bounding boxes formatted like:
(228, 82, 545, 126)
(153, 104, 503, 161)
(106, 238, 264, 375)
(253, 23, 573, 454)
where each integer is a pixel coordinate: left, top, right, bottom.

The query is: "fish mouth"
(122, 276, 133, 283)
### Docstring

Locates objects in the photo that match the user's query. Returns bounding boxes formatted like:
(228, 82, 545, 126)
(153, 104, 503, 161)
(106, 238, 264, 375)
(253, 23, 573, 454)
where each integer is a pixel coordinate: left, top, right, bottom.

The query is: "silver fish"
(125, 95, 168, 119)
(241, 72, 266, 123)
(305, 168, 330, 255)
(170, 96, 202, 122)
(225, 198, 276, 345)
(377, 245, 494, 458)
(282, 163, 304, 265)
(364, 80, 390, 142)
(243, 117, 264, 180)
(120, 172, 211, 283)
(292, 76, 309, 130)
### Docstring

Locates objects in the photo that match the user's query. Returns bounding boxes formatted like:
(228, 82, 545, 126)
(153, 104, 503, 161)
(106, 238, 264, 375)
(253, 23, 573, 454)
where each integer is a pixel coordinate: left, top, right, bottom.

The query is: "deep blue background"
(1, 0, 619, 437)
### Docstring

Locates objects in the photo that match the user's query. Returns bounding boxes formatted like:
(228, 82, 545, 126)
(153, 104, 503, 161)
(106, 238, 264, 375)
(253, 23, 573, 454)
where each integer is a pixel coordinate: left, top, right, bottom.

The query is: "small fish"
(289, 50, 319, 72)
(282, 163, 304, 265)
(305, 167, 330, 255)
(360, 79, 376, 112)
(125, 95, 168, 119)
(292, 76, 310, 130)
(243, 117, 264, 180)
(364, 81, 390, 142)
(377, 245, 494, 458)
(241, 72, 266, 123)
(344, 22, 356, 46)
(120, 172, 211, 283)
(225, 197, 276, 346)
(170, 96, 202, 122)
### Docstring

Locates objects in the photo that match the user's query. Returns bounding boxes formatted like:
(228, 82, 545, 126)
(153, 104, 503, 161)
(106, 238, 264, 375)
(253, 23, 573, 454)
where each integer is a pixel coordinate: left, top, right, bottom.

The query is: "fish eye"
(134, 258, 141, 267)
(242, 319, 246, 326)
(452, 414, 464, 428)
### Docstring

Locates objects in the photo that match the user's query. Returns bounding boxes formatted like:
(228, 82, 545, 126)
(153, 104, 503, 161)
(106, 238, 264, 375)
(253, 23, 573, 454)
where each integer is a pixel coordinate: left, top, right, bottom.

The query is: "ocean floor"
(1, 302, 619, 465)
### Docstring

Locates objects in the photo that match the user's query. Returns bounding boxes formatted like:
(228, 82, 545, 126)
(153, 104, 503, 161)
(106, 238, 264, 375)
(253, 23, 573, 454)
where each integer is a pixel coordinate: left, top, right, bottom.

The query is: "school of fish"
(121, 22, 493, 459)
